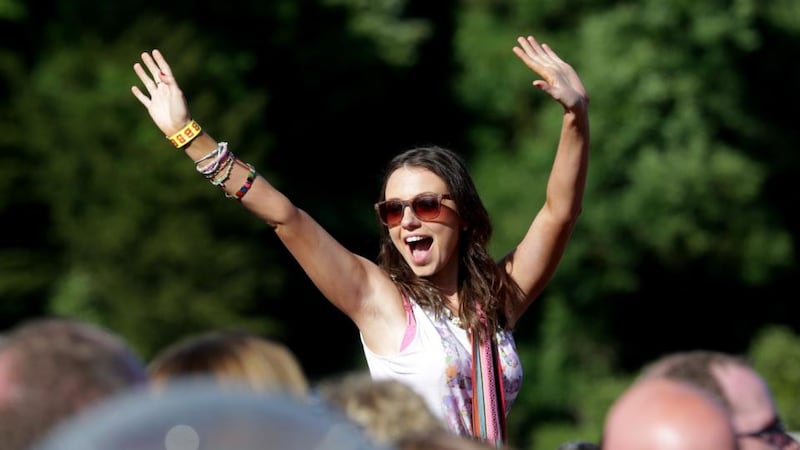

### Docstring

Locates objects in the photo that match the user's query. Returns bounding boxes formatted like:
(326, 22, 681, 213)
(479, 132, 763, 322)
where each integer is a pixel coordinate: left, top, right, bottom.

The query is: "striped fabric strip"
(471, 328, 506, 448)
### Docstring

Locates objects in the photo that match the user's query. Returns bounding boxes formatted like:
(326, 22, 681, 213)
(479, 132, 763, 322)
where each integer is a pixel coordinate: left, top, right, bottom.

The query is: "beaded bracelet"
(226, 163, 257, 202)
(167, 120, 202, 149)
(211, 157, 236, 187)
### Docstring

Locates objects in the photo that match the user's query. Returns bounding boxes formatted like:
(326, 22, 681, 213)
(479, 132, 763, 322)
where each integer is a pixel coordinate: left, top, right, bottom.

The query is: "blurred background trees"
(1, 0, 798, 448)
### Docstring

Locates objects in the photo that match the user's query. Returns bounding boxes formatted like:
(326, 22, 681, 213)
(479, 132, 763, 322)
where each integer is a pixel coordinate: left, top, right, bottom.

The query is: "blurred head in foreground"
(641, 350, 799, 450)
(148, 329, 309, 396)
(601, 377, 737, 450)
(315, 371, 445, 446)
(33, 379, 384, 450)
(0, 317, 147, 450)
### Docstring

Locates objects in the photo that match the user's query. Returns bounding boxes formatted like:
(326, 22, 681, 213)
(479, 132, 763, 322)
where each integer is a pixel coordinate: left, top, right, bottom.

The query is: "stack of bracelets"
(167, 120, 257, 202)
(193, 142, 257, 201)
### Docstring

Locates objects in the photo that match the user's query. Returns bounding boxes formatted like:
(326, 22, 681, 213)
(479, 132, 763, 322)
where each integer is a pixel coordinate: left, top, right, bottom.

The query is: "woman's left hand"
(513, 35, 589, 112)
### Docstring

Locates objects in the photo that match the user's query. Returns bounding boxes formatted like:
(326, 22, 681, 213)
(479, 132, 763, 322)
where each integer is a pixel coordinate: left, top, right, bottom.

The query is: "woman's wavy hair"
(375, 146, 525, 340)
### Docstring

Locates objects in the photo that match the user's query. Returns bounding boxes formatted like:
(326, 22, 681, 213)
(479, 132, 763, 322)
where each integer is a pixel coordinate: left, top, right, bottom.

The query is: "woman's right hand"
(131, 50, 192, 137)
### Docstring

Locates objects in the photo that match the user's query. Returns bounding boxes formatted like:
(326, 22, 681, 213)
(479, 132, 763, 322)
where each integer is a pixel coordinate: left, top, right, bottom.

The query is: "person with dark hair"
(0, 317, 147, 450)
(640, 350, 800, 450)
(131, 33, 589, 445)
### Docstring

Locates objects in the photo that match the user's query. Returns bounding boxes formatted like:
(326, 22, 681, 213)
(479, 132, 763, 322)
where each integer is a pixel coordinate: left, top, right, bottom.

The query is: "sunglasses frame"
(374, 192, 452, 227)
(737, 418, 798, 447)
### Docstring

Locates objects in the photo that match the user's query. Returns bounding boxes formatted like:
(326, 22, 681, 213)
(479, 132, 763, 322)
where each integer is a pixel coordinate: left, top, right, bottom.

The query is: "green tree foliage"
(0, 0, 437, 377)
(0, 0, 23, 20)
(323, 0, 432, 66)
(11, 20, 279, 357)
(749, 325, 800, 428)
(453, 0, 799, 448)
(0, 9, 56, 328)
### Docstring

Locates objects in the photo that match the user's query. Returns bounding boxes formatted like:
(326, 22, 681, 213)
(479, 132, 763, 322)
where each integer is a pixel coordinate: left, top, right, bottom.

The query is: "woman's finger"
(151, 49, 175, 80)
(541, 44, 566, 65)
(516, 36, 538, 59)
(140, 52, 163, 86)
(130, 86, 151, 108)
(133, 62, 158, 92)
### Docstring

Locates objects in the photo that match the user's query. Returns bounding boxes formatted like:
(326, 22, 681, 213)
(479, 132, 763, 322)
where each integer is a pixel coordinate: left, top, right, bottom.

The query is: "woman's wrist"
(564, 97, 590, 115)
(166, 119, 202, 148)
(181, 132, 217, 161)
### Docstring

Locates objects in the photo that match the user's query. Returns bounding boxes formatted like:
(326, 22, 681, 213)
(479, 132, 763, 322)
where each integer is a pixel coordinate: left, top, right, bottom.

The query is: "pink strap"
(399, 294, 416, 352)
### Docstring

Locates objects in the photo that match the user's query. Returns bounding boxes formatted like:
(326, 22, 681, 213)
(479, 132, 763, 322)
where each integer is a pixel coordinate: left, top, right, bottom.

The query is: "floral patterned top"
(361, 298, 523, 437)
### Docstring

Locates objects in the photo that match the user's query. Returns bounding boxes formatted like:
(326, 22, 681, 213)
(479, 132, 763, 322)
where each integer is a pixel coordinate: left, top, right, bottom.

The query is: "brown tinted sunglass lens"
(379, 201, 405, 225)
(411, 195, 443, 220)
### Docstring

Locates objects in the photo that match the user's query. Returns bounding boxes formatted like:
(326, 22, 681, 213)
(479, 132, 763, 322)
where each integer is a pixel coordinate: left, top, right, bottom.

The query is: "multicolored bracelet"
(226, 163, 257, 202)
(167, 120, 202, 149)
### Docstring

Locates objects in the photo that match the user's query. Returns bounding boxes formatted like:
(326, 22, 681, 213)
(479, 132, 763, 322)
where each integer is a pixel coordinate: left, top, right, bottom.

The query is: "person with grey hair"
(640, 350, 800, 450)
(601, 377, 738, 450)
(0, 317, 148, 450)
(315, 371, 446, 447)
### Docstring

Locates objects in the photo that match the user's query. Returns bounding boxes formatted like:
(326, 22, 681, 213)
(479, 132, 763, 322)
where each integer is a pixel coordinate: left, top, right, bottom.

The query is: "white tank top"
(360, 299, 523, 437)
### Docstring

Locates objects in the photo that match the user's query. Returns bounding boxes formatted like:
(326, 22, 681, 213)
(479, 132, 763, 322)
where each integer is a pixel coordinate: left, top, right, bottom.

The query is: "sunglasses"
(737, 418, 799, 448)
(374, 193, 452, 227)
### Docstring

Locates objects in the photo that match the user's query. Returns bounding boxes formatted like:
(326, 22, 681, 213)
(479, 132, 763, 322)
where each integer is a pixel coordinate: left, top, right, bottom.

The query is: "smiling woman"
(130, 33, 590, 447)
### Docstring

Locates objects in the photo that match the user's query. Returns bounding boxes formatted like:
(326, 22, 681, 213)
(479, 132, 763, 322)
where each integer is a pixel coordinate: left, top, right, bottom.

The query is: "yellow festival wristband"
(167, 120, 202, 149)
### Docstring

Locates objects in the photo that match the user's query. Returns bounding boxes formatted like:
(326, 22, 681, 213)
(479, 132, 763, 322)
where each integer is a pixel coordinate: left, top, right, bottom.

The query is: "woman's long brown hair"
(375, 146, 525, 342)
